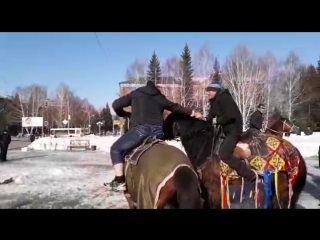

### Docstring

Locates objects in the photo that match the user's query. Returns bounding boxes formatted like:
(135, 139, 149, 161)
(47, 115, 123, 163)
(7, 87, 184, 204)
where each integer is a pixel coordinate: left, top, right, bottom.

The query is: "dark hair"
(258, 104, 265, 108)
(146, 80, 156, 87)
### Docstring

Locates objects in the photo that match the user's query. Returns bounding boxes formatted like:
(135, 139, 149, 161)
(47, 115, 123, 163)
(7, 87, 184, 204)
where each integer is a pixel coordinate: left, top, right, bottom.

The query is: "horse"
(265, 115, 300, 138)
(119, 117, 203, 209)
(163, 112, 307, 209)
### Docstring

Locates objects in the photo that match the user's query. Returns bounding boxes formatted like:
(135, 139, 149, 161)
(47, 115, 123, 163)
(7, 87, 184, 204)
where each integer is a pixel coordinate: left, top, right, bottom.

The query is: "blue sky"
(1, 32, 320, 109)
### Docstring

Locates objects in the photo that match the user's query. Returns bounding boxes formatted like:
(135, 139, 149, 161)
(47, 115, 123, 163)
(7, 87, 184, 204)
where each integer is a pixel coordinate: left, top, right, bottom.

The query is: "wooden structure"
(67, 139, 90, 151)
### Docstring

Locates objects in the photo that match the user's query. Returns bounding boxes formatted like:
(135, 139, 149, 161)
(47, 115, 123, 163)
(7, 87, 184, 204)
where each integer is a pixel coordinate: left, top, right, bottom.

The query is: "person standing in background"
(0, 126, 11, 162)
(248, 104, 265, 133)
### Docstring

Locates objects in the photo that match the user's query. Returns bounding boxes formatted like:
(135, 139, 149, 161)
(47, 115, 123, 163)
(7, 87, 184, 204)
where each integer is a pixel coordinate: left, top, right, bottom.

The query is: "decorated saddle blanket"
(219, 133, 300, 185)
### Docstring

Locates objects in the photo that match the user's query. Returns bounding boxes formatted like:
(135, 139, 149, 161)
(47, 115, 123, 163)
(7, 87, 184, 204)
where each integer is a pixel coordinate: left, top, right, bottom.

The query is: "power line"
(93, 32, 114, 60)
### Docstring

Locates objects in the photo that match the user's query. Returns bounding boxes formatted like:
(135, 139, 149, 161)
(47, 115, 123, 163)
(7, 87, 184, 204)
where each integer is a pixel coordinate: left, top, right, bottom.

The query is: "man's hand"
(194, 112, 203, 119)
(212, 117, 217, 125)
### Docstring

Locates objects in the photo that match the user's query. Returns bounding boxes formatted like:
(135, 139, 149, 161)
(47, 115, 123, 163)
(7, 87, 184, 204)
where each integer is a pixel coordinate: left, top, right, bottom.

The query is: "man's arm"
(159, 95, 193, 116)
(249, 111, 263, 130)
(216, 94, 238, 125)
(112, 93, 132, 117)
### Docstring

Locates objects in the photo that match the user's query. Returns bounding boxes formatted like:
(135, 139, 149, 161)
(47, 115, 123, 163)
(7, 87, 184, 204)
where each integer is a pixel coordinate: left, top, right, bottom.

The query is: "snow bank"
(27, 133, 320, 158)
(28, 135, 120, 152)
(284, 133, 320, 158)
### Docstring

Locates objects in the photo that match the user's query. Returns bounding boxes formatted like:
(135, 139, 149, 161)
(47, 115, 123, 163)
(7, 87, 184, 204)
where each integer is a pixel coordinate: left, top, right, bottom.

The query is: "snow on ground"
(283, 132, 320, 158)
(0, 150, 128, 209)
(0, 133, 319, 209)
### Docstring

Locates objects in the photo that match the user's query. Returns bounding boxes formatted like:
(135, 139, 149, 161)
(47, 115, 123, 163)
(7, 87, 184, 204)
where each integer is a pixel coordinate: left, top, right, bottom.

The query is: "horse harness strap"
(125, 138, 166, 165)
(266, 119, 295, 135)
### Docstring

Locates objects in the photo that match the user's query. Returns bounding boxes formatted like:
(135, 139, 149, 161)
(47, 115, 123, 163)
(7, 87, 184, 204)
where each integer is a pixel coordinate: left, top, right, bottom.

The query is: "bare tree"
(276, 51, 307, 121)
(28, 85, 47, 133)
(5, 94, 23, 126)
(10, 85, 47, 133)
(259, 52, 279, 128)
(125, 58, 148, 84)
(12, 87, 31, 130)
(55, 82, 71, 127)
(193, 44, 214, 113)
(81, 98, 94, 127)
(224, 45, 265, 130)
(161, 56, 182, 103)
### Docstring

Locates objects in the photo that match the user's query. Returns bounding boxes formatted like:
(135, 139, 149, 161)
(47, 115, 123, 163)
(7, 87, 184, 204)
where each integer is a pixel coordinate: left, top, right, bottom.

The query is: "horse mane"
(163, 113, 215, 168)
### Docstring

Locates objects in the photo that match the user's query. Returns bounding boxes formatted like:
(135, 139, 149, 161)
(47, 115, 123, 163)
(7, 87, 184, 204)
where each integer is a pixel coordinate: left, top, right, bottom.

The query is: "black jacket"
(207, 89, 243, 135)
(249, 110, 263, 130)
(0, 130, 11, 146)
(112, 84, 192, 127)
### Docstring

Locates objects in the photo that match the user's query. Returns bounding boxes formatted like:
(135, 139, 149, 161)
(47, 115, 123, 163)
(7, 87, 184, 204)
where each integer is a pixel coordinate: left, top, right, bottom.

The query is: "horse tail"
(173, 166, 202, 209)
(290, 150, 307, 209)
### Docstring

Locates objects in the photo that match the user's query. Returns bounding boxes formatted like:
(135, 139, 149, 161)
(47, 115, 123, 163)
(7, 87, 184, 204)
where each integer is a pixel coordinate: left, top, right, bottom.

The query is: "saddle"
(124, 137, 166, 165)
(215, 128, 285, 178)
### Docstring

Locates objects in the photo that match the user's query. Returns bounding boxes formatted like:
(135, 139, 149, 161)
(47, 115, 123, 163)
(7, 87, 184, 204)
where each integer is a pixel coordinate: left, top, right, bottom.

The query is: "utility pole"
(43, 100, 49, 138)
(89, 114, 94, 134)
(97, 121, 103, 136)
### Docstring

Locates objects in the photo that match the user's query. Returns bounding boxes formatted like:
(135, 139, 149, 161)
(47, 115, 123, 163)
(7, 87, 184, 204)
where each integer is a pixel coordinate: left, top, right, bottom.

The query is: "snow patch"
(28, 135, 120, 152)
(284, 133, 320, 158)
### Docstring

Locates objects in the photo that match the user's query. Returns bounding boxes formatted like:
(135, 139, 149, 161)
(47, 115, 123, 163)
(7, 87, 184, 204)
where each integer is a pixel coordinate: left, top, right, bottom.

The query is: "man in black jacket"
(248, 104, 265, 132)
(104, 80, 202, 191)
(206, 80, 257, 183)
(0, 126, 11, 162)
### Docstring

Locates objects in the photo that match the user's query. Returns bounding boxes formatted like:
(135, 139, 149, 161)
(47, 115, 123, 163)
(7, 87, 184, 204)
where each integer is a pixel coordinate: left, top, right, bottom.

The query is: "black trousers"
(0, 143, 8, 161)
(219, 134, 254, 181)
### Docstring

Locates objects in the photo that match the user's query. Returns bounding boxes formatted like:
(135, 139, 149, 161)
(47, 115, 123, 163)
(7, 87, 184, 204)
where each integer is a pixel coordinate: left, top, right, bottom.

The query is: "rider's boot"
(225, 155, 259, 183)
(104, 175, 126, 192)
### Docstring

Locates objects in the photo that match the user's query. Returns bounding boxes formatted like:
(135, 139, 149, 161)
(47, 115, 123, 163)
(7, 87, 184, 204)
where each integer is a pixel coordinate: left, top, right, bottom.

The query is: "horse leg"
(124, 193, 137, 209)
(156, 167, 203, 209)
(290, 158, 307, 209)
(200, 161, 222, 209)
(172, 166, 203, 209)
(195, 159, 224, 209)
(271, 172, 289, 209)
(155, 178, 177, 209)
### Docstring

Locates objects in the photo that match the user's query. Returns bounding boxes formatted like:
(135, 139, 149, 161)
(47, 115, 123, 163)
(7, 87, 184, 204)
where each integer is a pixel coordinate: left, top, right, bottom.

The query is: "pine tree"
(180, 44, 194, 107)
(104, 103, 113, 131)
(147, 51, 162, 83)
(213, 57, 220, 74)
(211, 57, 222, 82)
(317, 57, 320, 75)
(307, 64, 317, 76)
(99, 103, 113, 132)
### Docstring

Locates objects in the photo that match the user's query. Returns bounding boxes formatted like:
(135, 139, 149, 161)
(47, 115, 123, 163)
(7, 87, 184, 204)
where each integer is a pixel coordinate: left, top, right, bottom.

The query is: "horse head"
(163, 112, 215, 168)
(267, 115, 299, 136)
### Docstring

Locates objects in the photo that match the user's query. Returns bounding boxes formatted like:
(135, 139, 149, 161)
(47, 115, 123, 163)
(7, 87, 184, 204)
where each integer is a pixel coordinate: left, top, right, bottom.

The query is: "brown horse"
(120, 118, 203, 209)
(163, 113, 307, 209)
(265, 115, 300, 138)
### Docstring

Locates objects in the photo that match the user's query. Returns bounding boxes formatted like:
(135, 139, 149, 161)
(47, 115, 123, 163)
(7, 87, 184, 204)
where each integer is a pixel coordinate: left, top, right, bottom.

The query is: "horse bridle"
(266, 119, 295, 135)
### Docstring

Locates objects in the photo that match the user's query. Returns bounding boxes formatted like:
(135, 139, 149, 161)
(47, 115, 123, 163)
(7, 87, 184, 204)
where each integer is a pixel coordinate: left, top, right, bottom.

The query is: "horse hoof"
(163, 204, 175, 209)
